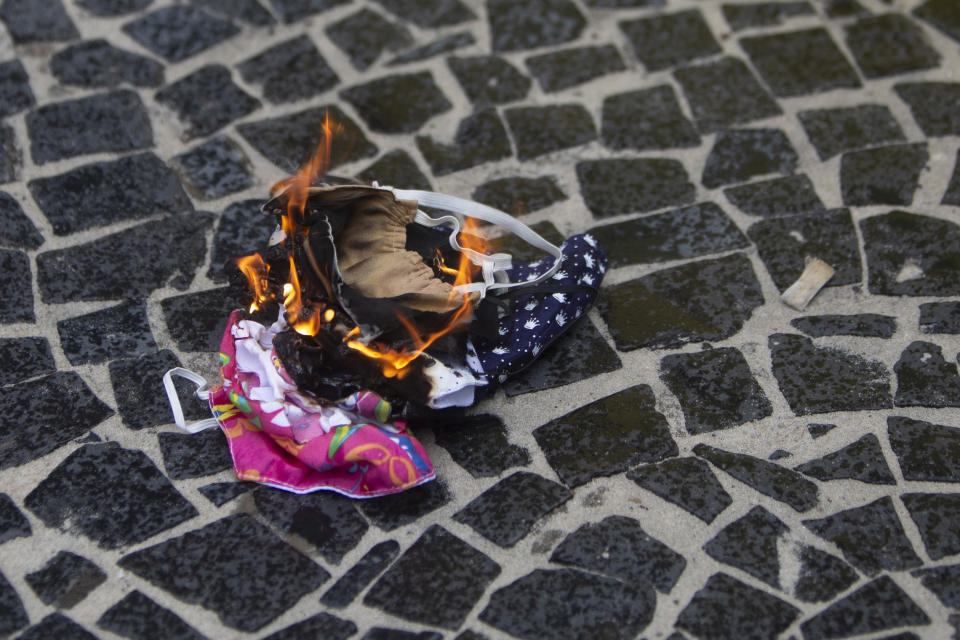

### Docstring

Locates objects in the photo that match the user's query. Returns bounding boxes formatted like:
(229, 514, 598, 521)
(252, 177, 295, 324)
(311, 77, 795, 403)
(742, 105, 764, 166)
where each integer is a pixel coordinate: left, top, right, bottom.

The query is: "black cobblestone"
(25, 551, 106, 609)
(198, 482, 253, 507)
(157, 66, 260, 139)
(58, 299, 157, 366)
(795, 546, 858, 603)
(902, 492, 960, 560)
(321, 540, 400, 609)
(0, 0, 78, 43)
(526, 45, 625, 92)
(577, 158, 694, 218)
(888, 416, 960, 483)
(262, 613, 357, 640)
(0, 249, 32, 323)
(51, 40, 164, 89)
(388, 32, 475, 66)
(724, 174, 825, 218)
(359, 150, 431, 191)
(673, 57, 782, 132)
(447, 55, 530, 105)
(269, 0, 349, 23)
(675, 573, 799, 640)
(919, 301, 960, 334)
(0, 570, 27, 636)
(601, 85, 700, 152)
(704, 506, 787, 588)
(0, 493, 30, 544)
(208, 199, 274, 282)
(0, 60, 34, 118)
(97, 590, 207, 640)
(416, 109, 511, 175)
(161, 287, 238, 352)
(239, 35, 338, 104)
(16, 614, 96, 640)
(158, 430, 232, 480)
(741, 28, 861, 97)
(799, 105, 906, 160)
(123, 6, 240, 62)
(913, 564, 960, 609)
(861, 211, 960, 296)
(488, 0, 586, 53)
(75, 0, 150, 16)
(702, 128, 799, 189)
(0, 337, 54, 385)
(894, 340, 960, 407)
(342, 73, 452, 134)
(845, 13, 941, 78)
(620, 10, 721, 72)
(895, 82, 960, 137)
(841, 143, 928, 206)
(628, 457, 732, 524)
(505, 104, 596, 160)
(359, 481, 451, 531)
(0, 192, 39, 250)
(790, 314, 897, 338)
(194, 0, 275, 25)
(171, 136, 255, 201)
(800, 576, 931, 639)
(326, 9, 413, 71)
(373, 0, 475, 28)
(0, 125, 19, 184)
(795, 434, 896, 485)
(473, 177, 564, 215)
(433, 413, 530, 477)
(723, 2, 814, 30)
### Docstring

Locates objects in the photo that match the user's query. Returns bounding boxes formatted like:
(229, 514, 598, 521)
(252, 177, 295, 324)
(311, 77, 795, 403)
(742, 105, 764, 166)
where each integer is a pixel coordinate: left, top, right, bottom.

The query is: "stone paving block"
(342, 72, 452, 134)
(208, 199, 275, 282)
(97, 590, 207, 640)
(741, 28, 861, 97)
(799, 105, 906, 160)
(841, 143, 928, 206)
(269, 0, 349, 23)
(433, 414, 530, 477)
(800, 576, 931, 639)
(58, 301, 157, 366)
(919, 301, 960, 334)
(158, 430, 232, 480)
(722, 2, 814, 30)
(123, 6, 239, 62)
(0, 60, 34, 118)
(895, 82, 960, 137)
(373, 0, 475, 28)
(674, 57, 782, 132)
(675, 573, 800, 640)
(326, 9, 413, 71)
(704, 506, 787, 588)
(238, 35, 338, 105)
(50, 40, 164, 89)
(0, 493, 31, 544)
(447, 55, 530, 105)
(26, 90, 153, 165)
(0, 337, 55, 385)
(171, 136, 255, 201)
(534, 385, 678, 488)
(75, 0, 150, 16)
(0, 0, 78, 43)
(16, 614, 97, 640)
(25, 551, 106, 609)
(0, 248, 33, 323)
(790, 313, 897, 338)
(845, 13, 941, 78)
(359, 149, 431, 191)
(901, 492, 960, 560)
(157, 66, 260, 139)
(198, 481, 254, 507)
(0, 569, 28, 636)
(321, 540, 400, 609)
(525, 45, 625, 92)
(601, 85, 700, 152)
(701, 128, 799, 188)
(194, 0, 275, 26)
(472, 176, 564, 215)
(601, 253, 764, 351)
(488, 0, 585, 52)
(505, 104, 596, 160)
(912, 564, 960, 609)
(262, 613, 357, 640)
(0, 124, 19, 184)
(416, 109, 511, 175)
(894, 340, 960, 407)
(795, 546, 858, 603)
(358, 481, 451, 531)
(387, 31, 475, 66)
(620, 9, 721, 72)
(577, 158, 695, 218)
(795, 433, 895, 485)
(628, 457, 732, 524)
(914, 0, 960, 43)
(888, 416, 960, 483)
(161, 287, 238, 352)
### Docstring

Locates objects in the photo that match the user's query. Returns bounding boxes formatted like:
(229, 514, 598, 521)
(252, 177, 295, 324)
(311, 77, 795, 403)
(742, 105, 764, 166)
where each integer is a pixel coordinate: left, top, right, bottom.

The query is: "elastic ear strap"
(162, 368, 219, 433)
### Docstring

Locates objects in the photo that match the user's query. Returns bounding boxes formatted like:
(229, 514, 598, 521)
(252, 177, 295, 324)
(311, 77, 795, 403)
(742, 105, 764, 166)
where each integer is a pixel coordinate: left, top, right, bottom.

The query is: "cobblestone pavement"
(1, 0, 960, 638)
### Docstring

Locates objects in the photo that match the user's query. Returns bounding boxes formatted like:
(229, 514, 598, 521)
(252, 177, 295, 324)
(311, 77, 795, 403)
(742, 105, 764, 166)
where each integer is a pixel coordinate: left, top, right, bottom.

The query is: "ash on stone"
(794, 546, 858, 603)
(769, 333, 891, 415)
(453, 471, 572, 547)
(0, 493, 30, 544)
(26, 442, 197, 549)
(799, 105, 906, 160)
(748, 209, 861, 291)
(321, 540, 399, 609)
(29, 152, 193, 235)
(0, 0, 78, 43)
(550, 515, 686, 593)
(845, 13, 941, 78)
(503, 316, 621, 397)
(416, 109, 511, 176)
(326, 9, 413, 71)
(577, 158, 695, 218)
(525, 45, 625, 92)
(901, 492, 960, 560)
(342, 72, 452, 134)
(534, 385, 678, 488)
(240, 35, 338, 104)
(740, 28, 861, 97)
(473, 177, 564, 216)
(208, 200, 275, 282)
(359, 150, 431, 191)
(0, 372, 112, 470)
(172, 136, 254, 201)
(75, 0, 150, 16)
(860, 211, 960, 296)
(601, 85, 700, 152)
(480, 568, 655, 640)
(373, 0, 474, 27)
(433, 413, 530, 477)
(794, 433, 896, 484)
(25, 551, 106, 609)
(694, 443, 819, 512)
(913, 564, 960, 609)
(702, 128, 799, 189)
(0, 570, 28, 636)
(791, 313, 897, 338)
(159, 430, 232, 480)
(488, 0, 586, 52)
(724, 174, 825, 218)
(601, 254, 763, 351)
(262, 613, 357, 640)
(0, 124, 19, 184)
(16, 614, 97, 640)
(198, 481, 253, 507)
(365, 525, 501, 630)
(0, 249, 32, 323)
(157, 65, 260, 139)
(388, 32, 475, 66)
(119, 514, 329, 632)
(800, 576, 930, 640)
(660, 347, 772, 434)
(122, 6, 240, 62)
(162, 287, 237, 352)
(447, 55, 531, 105)
(628, 457, 732, 524)
(193, 0, 275, 26)
(915, 0, 960, 42)
(268, 0, 349, 22)
(253, 486, 368, 563)
(675, 573, 799, 640)
(0, 60, 34, 118)
(97, 590, 206, 640)
(919, 301, 960, 334)
(803, 496, 922, 575)
(505, 104, 596, 160)
(841, 143, 928, 206)
(0, 337, 54, 385)
(26, 90, 153, 165)
(722, 2, 814, 30)
(704, 506, 787, 588)
(50, 40, 164, 89)
(359, 480, 451, 531)
(110, 351, 208, 430)
(621, 9, 721, 72)
(673, 57, 782, 133)
(894, 340, 960, 407)
(889, 416, 960, 482)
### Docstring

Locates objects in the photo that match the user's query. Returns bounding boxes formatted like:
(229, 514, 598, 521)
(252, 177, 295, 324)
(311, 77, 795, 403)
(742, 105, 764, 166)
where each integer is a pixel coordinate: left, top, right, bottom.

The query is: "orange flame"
(236, 254, 271, 313)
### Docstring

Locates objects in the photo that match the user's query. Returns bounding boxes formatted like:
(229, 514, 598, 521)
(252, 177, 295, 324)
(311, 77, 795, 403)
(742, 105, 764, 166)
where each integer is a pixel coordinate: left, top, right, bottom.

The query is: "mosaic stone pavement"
(1, 0, 960, 638)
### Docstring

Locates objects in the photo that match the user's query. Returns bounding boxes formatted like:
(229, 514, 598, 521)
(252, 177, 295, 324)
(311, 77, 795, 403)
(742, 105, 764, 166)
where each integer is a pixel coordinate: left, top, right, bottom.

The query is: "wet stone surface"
(365, 525, 500, 630)
(25, 442, 197, 549)
(171, 136, 255, 201)
(601, 253, 764, 351)
(447, 55, 530, 105)
(480, 568, 655, 640)
(901, 492, 960, 560)
(577, 158, 695, 218)
(794, 434, 896, 485)
(790, 313, 897, 338)
(620, 9, 721, 72)
(0, 337, 55, 385)
(157, 65, 260, 140)
(487, 0, 585, 53)
(433, 413, 530, 477)
(0, 0, 78, 44)
(601, 85, 700, 152)
(453, 471, 572, 547)
(628, 457, 732, 524)
(162, 287, 238, 352)
(841, 143, 928, 206)
(675, 573, 799, 640)
(50, 40, 164, 89)
(660, 347, 772, 434)
(342, 72, 452, 134)
(0, 192, 40, 250)
(321, 540, 400, 609)
(416, 108, 510, 176)
(919, 301, 960, 334)
(119, 514, 328, 631)
(704, 506, 787, 588)
(799, 105, 906, 160)
(894, 340, 960, 407)
(741, 28, 861, 97)
(701, 128, 799, 189)
(803, 496, 922, 575)
(122, 6, 239, 62)
(800, 576, 931, 639)
(748, 208, 862, 291)
(795, 546, 858, 603)
(525, 45, 624, 93)
(673, 57, 782, 133)
(97, 590, 207, 640)
(0, 372, 113, 470)
(0, 493, 31, 544)
(26, 90, 153, 164)
(358, 480, 451, 531)
(25, 551, 106, 609)
(505, 104, 596, 160)
(0, 60, 34, 118)
(29, 152, 193, 235)
(198, 481, 254, 507)
(845, 13, 941, 78)
(860, 211, 960, 296)
(158, 429, 232, 480)
(887, 416, 960, 483)
(239, 35, 338, 104)
(533, 385, 678, 488)
(326, 9, 413, 71)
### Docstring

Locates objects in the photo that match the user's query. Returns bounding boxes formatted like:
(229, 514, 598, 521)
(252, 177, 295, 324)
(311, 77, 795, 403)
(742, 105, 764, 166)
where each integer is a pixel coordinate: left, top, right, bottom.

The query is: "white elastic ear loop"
(162, 368, 219, 433)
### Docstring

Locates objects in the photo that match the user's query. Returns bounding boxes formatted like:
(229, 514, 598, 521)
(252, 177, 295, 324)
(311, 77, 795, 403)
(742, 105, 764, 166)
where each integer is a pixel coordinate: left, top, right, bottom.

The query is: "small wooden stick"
(781, 258, 836, 310)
